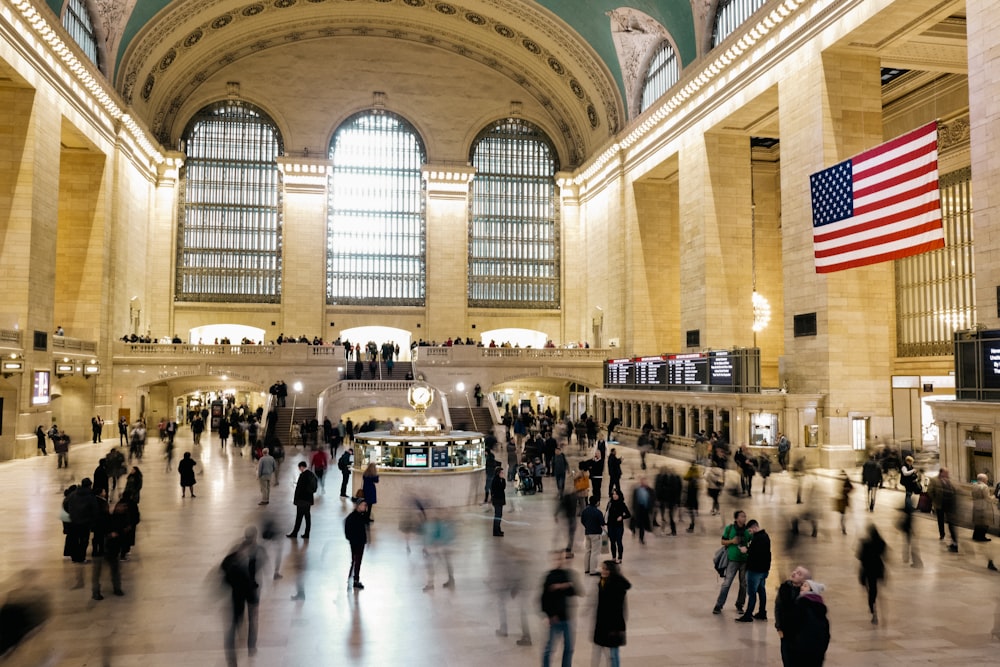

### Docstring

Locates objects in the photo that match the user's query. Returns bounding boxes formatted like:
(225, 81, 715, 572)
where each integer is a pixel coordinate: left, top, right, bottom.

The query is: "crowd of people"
(25, 399, 1000, 667)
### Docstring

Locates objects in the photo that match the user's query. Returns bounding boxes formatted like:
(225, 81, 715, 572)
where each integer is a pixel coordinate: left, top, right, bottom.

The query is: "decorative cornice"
(276, 157, 332, 194)
(422, 164, 475, 199)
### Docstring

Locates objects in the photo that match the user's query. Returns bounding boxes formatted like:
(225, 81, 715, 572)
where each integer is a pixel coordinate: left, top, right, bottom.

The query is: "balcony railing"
(53, 336, 98, 353)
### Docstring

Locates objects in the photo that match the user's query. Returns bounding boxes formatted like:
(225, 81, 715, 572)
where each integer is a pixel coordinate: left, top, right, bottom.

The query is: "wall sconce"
(55, 358, 75, 378)
(2, 353, 24, 378)
(83, 360, 101, 378)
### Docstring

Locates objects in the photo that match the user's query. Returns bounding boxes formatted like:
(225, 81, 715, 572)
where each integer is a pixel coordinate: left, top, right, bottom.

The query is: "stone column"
(423, 166, 474, 343)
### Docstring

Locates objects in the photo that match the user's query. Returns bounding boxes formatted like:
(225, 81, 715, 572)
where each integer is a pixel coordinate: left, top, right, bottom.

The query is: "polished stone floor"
(2, 433, 999, 666)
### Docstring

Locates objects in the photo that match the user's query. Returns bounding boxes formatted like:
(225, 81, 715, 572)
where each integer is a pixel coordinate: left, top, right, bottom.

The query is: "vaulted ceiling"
(43, 0, 702, 166)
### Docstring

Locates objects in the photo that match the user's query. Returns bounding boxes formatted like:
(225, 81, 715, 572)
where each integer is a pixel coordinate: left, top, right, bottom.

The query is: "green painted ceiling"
(47, 0, 697, 98)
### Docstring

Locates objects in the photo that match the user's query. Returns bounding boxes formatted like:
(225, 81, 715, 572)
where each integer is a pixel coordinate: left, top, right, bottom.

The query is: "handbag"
(601, 533, 610, 554)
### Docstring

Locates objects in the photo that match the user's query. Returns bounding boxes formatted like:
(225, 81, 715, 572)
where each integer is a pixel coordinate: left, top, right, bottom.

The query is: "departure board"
(709, 351, 736, 386)
(605, 358, 633, 386)
(603, 348, 759, 393)
(668, 354, 709, 386)
(634, 356, 668, 386)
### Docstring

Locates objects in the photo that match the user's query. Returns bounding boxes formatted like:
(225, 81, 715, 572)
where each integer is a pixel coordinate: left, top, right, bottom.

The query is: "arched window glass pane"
(327, 112, 426, 306)
(640, 41, 679, 113)
(469, 119, 560, 308)
(712, 0, 767, 48)
(63, 0, 99, 67)
(895, 167, 976, 356)
(177, 101, 283, 303)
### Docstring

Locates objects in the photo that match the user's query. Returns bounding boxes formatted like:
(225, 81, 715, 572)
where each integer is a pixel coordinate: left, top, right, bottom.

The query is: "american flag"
(809, 121, 943, 274)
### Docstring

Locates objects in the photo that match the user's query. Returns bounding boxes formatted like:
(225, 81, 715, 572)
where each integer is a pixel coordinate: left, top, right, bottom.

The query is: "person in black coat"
(92, 460, 110, 500)
(35, 425, 47, 455)
(287, 462, 318, 539)
(607, 449, 623, 497)
(491, 469, 507, 536)
(774, 565, 811, 667)
(593, 560, 631, 665)
(178, 452, 197, 498)
(736, 519, 771, 622)
(605, 489, 631, 564)
(794, 580, 830, 666)
(345, 499, 369, 589)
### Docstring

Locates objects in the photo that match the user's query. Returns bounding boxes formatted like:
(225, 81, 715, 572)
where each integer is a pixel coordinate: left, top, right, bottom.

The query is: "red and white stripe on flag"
(809, 121, 943, 274)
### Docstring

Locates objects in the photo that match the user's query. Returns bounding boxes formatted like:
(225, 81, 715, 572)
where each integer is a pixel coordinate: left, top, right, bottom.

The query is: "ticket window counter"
(964, 431, 993, 484)
(750, 413, 777, 447)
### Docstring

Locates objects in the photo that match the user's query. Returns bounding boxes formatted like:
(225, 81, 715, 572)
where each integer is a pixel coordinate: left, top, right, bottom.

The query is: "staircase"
(449, 406, 493, 433)
(268, 406, 316, 448)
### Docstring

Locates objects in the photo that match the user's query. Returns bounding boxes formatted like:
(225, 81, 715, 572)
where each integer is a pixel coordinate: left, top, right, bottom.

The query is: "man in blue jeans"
(736, 519, 771, 622)
(541, 550, 579, 667)
(713, 510, 750, 614)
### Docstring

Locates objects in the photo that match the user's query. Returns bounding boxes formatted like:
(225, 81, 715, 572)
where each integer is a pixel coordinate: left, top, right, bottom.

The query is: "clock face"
(411, 386, 432, 406)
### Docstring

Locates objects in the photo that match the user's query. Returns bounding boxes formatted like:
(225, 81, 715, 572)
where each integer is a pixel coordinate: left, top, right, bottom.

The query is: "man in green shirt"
(713, 510, 750, 615)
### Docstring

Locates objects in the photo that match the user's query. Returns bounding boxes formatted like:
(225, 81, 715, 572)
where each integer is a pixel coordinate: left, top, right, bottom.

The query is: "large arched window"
(469, 119, 560, 309)
(712, 0, 767, 47)
(177, 101, 283, 303)
(640, 41, 680, 113)
(62, 0, 99, 67)
(327, 111, 426, 306)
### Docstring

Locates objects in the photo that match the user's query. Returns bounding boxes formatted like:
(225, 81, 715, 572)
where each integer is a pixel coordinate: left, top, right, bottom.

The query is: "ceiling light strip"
(8, 0, 164, 166)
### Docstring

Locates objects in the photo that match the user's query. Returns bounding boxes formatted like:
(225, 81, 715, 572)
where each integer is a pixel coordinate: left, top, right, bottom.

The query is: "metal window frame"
(326, 111, 427, 306)
(468, 118, 560, 309)
(176, 101, 284, 303)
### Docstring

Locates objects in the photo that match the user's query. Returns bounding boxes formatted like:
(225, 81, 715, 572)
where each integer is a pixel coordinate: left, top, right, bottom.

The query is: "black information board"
(604, 348, 759, 393)
(709, 351, 735, 386)
(634, 356, 668, 386)
(668, 353, 708, 386)
(605, 358, 633, 386)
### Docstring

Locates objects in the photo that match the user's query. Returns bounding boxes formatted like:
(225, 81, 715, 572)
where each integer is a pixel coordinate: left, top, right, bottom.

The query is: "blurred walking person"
(861, 454, 882, 511)
(858, 525, 886, 624)
(221, 527, 268, 665)
(541, 550, 578, 667)
(971, 473, 996, 570)
(928, 468, 959, 551)
(684, 463, 701, 532)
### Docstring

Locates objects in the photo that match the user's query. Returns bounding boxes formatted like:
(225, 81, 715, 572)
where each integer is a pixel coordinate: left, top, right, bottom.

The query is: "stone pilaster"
(968, 0, 1000, 328)
(778, 52, 890, 449)
(423, 165, 474, 343)
(277, 158, 331, 339)
(678, 133, 753, 350)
